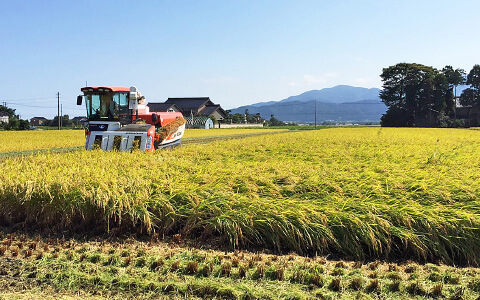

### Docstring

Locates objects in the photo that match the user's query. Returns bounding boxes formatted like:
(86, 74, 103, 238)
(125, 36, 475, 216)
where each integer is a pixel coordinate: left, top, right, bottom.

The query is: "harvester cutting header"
(77, 86, 186, 151)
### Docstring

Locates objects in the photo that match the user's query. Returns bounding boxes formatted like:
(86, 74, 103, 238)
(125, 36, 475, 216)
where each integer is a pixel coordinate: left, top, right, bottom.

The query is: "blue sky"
(1, 0, 479, 119)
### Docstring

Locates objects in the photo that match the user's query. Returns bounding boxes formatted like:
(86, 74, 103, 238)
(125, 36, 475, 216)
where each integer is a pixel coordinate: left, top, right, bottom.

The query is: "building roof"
(31, 117, 48, 120)
(147, 103, 180, 112)
(201, 104, 227, 118)
(164, 97, 228, 119)
(165, 98, 213, 114)
(0, 112, 10, 117)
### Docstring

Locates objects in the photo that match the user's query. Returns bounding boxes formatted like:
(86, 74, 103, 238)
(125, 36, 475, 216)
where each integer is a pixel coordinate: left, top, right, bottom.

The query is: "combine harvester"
(77, 86, 185, 151)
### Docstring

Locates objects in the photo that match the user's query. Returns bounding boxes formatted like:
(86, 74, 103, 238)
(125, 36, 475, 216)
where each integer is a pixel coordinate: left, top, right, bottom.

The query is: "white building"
(0, 112, 9, 124)
(186, 116, 214, 129)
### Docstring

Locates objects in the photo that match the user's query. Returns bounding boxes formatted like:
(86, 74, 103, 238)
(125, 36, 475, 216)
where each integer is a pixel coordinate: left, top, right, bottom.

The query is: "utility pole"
(314, 100, 317, 129)
(60, 104, 63, 128)
(57, 92, 60, 130)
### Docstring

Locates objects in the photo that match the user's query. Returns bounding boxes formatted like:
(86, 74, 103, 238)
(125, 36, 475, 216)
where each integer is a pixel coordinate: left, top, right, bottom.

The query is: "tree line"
(380, 63, 480, 127)
(224, 109, 295, 126)
(40, 115, 74, 127)
(0, 105, 78, 131)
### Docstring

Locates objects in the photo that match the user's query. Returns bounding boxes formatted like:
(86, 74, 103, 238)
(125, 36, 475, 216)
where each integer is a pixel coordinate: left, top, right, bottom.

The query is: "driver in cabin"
(99, 94, 114, 118)
(109, 101, 118, 119)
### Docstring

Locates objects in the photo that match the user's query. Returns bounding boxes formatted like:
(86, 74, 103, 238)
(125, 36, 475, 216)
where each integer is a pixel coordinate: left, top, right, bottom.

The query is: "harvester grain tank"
(77, 86, 186, 151)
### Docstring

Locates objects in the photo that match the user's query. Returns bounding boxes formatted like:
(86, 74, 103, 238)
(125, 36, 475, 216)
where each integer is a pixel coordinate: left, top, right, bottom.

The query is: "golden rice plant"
(0, 128, 283, 153)
(1, 128, 480, 264)
(0, 130, 85, 153)
(182, 128, 284, 139)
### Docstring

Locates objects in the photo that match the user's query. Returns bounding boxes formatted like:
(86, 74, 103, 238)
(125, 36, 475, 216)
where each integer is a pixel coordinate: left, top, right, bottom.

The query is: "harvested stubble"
(1, 231, 480, 299)
(1, 128, 480, 264)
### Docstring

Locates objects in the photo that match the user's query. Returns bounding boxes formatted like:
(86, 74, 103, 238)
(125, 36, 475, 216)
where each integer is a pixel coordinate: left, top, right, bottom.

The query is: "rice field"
(1, 127, 480, 266)
(183, 128, 285, 139)
(0, 128, 284, 153)
(0, 130, 85, 153)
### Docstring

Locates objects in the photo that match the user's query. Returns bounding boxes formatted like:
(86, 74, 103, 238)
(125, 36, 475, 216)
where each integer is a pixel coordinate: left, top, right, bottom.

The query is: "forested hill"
(230, 85, 386, 124)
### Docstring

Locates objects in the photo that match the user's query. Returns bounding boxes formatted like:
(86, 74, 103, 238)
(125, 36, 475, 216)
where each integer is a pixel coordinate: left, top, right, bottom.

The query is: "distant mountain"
(230, 85, 386, 124)
(250, 85, 381, 107)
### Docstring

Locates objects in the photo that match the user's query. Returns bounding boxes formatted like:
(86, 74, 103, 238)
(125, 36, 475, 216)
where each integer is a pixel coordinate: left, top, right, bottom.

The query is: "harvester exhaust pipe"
(129, 86, 140, 119)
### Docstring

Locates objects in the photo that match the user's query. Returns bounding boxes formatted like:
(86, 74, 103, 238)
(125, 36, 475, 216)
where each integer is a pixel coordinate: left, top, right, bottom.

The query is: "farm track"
(0, 130, 293, 159)
(0, 146, 83, 159)
(181, 130, 293, 145)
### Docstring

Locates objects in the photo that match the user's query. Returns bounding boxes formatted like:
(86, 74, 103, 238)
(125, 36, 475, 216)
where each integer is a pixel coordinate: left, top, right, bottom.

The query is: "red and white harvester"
(77, 86, 185, 152)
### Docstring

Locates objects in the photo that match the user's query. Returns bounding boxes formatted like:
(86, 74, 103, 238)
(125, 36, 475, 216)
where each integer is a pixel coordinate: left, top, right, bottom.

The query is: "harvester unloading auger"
(77, 86, 186, 152)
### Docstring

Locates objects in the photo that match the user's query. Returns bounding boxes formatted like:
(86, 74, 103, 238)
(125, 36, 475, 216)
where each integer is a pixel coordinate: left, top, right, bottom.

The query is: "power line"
(2, 96, 58, 102)
(7, 103, 82, 110)
(60, 106, 84, 110)
(6, 103, 57, 109)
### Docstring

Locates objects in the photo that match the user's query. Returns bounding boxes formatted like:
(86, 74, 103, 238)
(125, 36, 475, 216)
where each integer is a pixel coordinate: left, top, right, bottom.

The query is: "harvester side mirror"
(151, 113, 158, 124)
(77, 95, 83, 105)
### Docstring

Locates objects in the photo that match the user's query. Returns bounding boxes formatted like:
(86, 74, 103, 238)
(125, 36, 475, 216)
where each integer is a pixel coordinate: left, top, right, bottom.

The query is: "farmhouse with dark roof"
(147, 103, 181, 113)
(162, 97, 227, 121)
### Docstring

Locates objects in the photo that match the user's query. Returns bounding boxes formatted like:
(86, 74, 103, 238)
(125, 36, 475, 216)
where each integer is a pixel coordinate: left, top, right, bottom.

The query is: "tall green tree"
(18, 119, 30, 130)
(460, 64, 480, 107)
(442, 65, 466, 98)
(0, 105, 16, 117)
(380, 63, 453, 127)
(231, 113, 245, 123)
(268, 114, 285, 126)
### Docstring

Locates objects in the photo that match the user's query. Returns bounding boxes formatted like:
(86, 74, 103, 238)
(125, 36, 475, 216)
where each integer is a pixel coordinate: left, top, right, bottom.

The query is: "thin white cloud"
(201, 76, 239, 84)
(354, 57, 368, 63)
(303, 73, 339, 85)
(324, 73, 338, 78)
(303, 75, 327, 84)
(352, 77, 382, 88)
(285, 73, 339, 87)
(353, 77, 373, 85)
